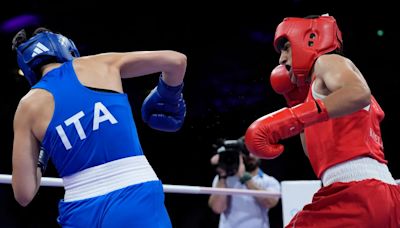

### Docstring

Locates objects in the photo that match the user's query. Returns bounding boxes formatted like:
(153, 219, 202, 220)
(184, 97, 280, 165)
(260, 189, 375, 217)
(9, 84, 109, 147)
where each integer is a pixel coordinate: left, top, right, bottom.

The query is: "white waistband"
(63, 155, 159, 202)
(321, 156, 396, 186)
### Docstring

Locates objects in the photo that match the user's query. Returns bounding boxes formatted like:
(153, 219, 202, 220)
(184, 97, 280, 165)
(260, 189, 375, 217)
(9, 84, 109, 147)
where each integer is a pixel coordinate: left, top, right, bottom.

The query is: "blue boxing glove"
(141, 76, 186, 132)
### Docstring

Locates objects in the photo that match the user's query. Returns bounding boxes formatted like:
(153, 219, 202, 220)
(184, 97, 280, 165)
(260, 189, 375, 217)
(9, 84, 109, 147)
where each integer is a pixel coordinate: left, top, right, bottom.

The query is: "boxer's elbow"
(169, 51, 187, 68)
(342, 83, 371, 113)
(12, 180, 37, 207)
(13, 190, 34, 207)
(355, 84, 371, 108)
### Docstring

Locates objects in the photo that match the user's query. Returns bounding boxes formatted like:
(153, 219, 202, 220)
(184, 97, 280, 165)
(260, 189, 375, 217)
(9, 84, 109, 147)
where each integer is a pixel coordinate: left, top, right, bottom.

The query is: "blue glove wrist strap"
(157, 75, 184, 98)
(37, 147, 50, 174)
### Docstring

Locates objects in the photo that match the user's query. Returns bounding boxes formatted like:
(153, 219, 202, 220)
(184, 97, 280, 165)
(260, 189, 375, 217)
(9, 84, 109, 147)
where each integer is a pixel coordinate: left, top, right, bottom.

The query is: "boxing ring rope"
(1, 174, 398, 198)
(0, 174, 281, 197)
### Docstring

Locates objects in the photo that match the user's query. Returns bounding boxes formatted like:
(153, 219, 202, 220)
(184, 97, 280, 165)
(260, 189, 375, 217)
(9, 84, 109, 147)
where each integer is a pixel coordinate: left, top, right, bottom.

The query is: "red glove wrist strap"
(292, 99, 329, 127)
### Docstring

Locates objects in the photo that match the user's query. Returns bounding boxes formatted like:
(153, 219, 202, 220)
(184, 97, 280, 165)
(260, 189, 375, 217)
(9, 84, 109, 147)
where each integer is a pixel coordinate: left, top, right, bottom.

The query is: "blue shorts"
(57, 180, 171, 228)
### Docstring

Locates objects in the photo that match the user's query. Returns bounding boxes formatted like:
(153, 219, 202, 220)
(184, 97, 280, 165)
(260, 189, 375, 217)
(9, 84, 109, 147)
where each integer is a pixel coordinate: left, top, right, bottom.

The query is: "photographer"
(208, 137, 281, 228)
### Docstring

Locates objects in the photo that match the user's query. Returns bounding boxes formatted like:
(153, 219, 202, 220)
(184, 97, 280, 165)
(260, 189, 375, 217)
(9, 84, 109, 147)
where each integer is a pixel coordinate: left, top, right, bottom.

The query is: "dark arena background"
(0, 1, 398, 227)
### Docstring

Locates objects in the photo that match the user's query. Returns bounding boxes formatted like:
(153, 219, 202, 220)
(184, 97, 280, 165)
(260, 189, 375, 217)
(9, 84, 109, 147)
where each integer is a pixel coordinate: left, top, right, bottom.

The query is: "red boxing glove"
(270, 65, 309, 107)
(245, 99, 329, 159)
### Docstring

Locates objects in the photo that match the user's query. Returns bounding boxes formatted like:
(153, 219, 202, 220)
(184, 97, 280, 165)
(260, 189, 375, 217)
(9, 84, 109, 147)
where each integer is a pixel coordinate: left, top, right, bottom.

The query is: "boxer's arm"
(313, 55, 371, 118)
(97, 51, 187, 86)
(12, 98, 42, 207)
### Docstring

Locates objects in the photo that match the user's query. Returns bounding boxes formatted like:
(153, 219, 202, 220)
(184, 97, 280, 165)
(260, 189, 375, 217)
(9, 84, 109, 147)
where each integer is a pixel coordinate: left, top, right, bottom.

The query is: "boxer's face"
(278, 41, 296, 84)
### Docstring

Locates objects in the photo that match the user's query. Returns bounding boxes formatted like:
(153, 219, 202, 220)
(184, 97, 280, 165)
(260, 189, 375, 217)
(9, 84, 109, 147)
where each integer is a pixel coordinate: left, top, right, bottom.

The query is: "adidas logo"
(32, 42, 50, 57)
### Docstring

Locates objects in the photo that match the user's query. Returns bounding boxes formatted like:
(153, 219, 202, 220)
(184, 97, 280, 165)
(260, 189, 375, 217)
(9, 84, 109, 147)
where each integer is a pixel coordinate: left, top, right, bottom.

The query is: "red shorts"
(286, 179, 400, 228)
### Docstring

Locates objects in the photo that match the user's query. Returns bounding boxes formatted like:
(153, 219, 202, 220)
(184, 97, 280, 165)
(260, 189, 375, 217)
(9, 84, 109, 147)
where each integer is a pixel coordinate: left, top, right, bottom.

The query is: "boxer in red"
(245, 14, 400, 227)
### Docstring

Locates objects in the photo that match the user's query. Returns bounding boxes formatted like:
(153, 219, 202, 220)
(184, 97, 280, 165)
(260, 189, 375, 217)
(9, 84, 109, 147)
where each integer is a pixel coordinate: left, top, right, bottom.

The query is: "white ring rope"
(0, 174, 281, 197)
(1, 174, 398, 197)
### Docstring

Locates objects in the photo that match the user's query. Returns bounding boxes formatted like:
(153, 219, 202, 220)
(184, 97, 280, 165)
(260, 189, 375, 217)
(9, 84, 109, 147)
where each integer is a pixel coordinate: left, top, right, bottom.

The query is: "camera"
(215, 137, 247, 177)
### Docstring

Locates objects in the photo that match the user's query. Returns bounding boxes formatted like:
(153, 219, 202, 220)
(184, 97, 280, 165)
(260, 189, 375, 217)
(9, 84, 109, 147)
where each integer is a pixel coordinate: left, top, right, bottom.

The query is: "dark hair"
(11, 29, 27, 51)
(12, 27, 52, 51)
(304, 15, 321, 19)
(33, 27, 52, 35)
(328, 46, 344, 56)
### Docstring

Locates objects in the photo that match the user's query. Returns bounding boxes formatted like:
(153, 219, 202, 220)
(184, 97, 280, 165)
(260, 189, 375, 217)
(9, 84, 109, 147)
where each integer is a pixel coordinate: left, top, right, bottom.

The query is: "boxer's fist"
(245, 99, 329, 159)
(270, 65, 309, 107)
(141, 76, 186, 132)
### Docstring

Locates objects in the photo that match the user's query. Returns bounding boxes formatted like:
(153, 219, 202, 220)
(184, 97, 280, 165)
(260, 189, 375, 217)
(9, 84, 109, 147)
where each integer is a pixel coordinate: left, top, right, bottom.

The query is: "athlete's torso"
(33, 60, 144, 177)
(304, 80, 387, 178)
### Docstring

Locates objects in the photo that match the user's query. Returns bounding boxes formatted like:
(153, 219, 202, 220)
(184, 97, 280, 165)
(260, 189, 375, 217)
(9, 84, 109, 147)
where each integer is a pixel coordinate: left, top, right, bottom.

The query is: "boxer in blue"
(11, 27, 187, 227)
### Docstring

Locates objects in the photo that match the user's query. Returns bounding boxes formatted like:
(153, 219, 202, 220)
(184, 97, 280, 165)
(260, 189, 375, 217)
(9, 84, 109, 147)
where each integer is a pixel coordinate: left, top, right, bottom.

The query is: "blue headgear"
(15, 31, 80, 86)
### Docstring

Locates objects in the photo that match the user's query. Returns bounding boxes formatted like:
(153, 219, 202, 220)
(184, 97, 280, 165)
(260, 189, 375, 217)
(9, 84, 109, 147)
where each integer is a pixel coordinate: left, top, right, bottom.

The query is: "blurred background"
(0, 1, 398, 227)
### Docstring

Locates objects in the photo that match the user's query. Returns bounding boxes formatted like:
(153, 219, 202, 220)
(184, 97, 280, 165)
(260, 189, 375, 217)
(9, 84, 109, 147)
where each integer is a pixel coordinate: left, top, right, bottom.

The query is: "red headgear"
(274, 15, 343, 85)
